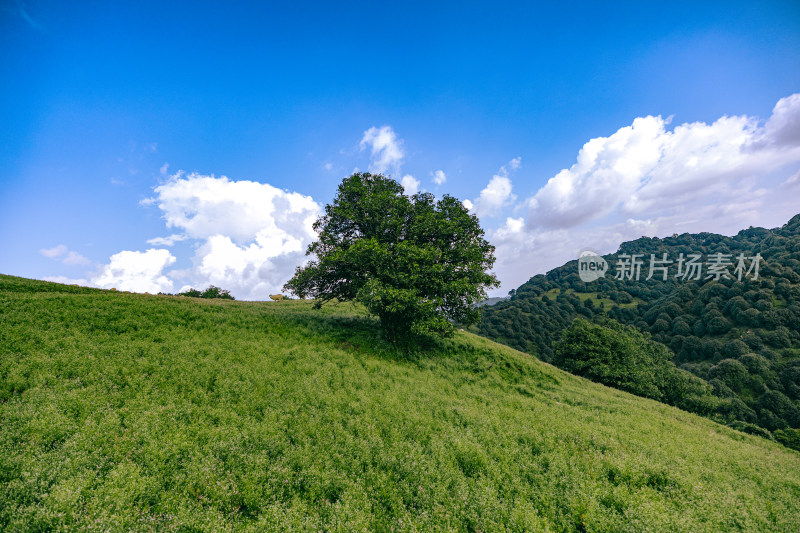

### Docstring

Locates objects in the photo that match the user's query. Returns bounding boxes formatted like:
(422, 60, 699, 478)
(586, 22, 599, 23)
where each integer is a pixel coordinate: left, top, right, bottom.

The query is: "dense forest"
(478, 214, 800, 445)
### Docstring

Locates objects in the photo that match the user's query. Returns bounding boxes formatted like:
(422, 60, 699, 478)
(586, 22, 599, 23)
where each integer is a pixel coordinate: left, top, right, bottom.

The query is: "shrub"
(774, 428, 800, 452)
(708, 359, 749, 392)
(178, 285, 235, 300)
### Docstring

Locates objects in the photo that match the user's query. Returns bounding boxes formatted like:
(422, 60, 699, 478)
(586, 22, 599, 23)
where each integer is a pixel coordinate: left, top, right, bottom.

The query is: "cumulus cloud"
(494, 217, 524, 240)
(472, 159, 520, 218)
(360, 125, 404, 175)
(92, 249, 176, 293)
(432, 169, 447, 185)
(762, 93, 800, 147)
(401, 175, 420, 196)
(141, 172, 321, 299)
(525, 94, 800, 231)
(487, 93, 800, 294)
(49, 173, 321, 299)
(476, 176, 514, 217)
(40, 244, 91, 266)
(148, 173, 320, 244)
(183, 232, 310, 299)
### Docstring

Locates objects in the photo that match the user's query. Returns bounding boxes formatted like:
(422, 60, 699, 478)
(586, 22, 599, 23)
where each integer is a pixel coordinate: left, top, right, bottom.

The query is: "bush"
(177, 285, 235, 300)
(553, 318, 717, 416)
(774, 428, 800, 452)
(553, 318, 662, 400)
(723, 339, 750, 359)
(728, 421, 774, 440)
(738, 353, 770, 376)
(708, 359, 749, 392)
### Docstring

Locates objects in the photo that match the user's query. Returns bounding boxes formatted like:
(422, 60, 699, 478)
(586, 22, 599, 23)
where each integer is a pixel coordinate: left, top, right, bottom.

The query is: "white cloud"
(184, 232, 309, 299)
(432, 169, 447, 185)
(143, 172, 322, 299)
(475, 176, 514, 218)
(360, 125, 404, 175)
(462, 199, 474, 211)
(472, 158, 521, 218)
(62, 172, 321, 299)
(495, 217, 524, 240)
(151, 173, 319, 244)
(762, 93, 800, 147)
(43, 276, 91, 287)
(146, 234, 188, 246)
(525, 94, 800, 231)
(40, 244, 68, 259)
(40, 244, 91, 266)
(92, 249, 176, 293)
(400, 175, 420, 196)
(525, 116, 665, 228)
(63, 251, 92, 266)
(487, 93, 800, 295)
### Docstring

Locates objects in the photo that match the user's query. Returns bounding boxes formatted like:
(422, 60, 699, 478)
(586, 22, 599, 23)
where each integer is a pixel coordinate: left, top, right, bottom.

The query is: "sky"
(1, 0, 799, 299)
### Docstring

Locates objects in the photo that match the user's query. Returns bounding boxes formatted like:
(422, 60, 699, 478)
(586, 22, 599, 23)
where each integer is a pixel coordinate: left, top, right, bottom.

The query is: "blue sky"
(2, 1, 799, 298)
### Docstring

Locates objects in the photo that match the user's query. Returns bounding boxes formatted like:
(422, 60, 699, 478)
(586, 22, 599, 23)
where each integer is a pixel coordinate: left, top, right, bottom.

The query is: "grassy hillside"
(1, 275, 799, 531)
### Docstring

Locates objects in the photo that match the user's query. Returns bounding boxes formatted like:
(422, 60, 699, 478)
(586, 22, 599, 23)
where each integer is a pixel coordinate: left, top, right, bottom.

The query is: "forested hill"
(478, 213, 800, 438)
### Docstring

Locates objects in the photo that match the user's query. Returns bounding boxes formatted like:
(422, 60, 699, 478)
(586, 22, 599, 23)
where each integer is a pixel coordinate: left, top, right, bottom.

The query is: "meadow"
(1, 274, 799, 531)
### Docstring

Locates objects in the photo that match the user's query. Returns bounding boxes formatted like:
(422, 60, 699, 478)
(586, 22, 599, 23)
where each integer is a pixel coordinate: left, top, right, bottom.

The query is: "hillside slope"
(1, 275, 799, 531)
(478, 214, 800, 437)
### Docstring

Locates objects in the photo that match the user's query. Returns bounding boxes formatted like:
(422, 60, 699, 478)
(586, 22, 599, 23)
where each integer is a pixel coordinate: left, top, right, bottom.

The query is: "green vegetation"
(539, 288, 640, 309)
(285, 172, 498, 342)
(554, 319, 718, 415)
(479, 214, 800, 441)
(177, 285, 236, 300)
(2, 274, 800, 531)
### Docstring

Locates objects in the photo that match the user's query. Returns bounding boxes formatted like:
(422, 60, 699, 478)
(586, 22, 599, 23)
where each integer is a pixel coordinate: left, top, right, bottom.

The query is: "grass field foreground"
(1, 274, 799, 531)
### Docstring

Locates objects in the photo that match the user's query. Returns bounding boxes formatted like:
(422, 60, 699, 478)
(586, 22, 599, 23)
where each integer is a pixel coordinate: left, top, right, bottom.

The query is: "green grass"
(1, 274, 799, 532)
(539, 288, 640, 310)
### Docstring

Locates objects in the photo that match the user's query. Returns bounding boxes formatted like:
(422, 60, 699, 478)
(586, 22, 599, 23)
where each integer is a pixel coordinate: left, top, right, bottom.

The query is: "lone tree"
(284, 172, 499, 342)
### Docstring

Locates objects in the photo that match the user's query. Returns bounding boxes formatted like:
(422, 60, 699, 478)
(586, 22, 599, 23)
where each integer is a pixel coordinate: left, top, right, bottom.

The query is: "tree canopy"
(284, 172, 499, 342)
(553, 317, 717, 414)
